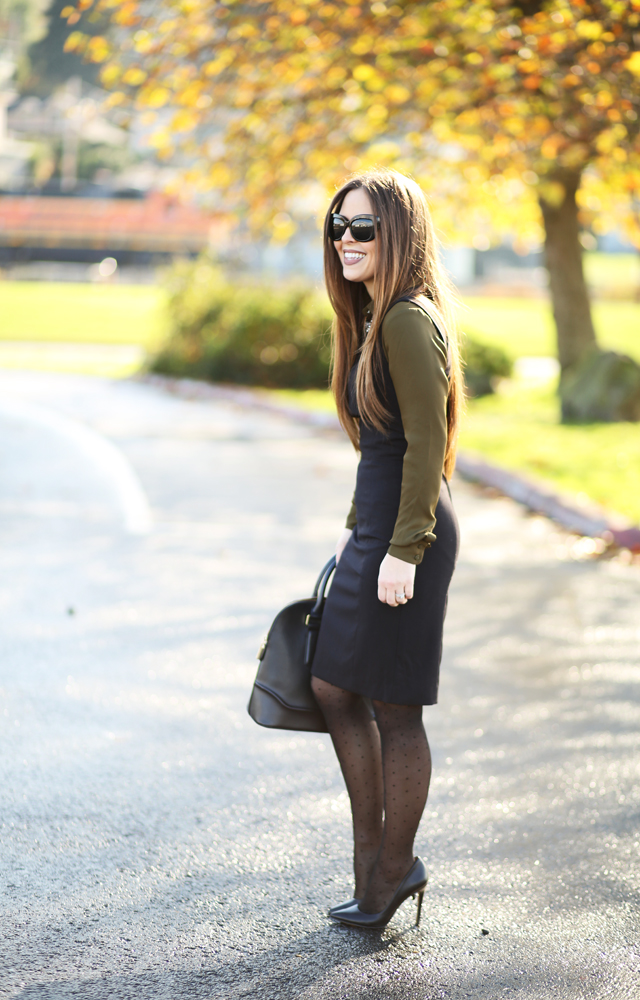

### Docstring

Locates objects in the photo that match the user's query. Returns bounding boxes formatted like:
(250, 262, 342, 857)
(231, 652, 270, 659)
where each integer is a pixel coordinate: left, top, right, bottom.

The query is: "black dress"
(311, 304, 459, 706)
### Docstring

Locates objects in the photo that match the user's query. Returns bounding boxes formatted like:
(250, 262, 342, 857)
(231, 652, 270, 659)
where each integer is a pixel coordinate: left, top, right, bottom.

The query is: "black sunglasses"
(330, 213, 380, 242)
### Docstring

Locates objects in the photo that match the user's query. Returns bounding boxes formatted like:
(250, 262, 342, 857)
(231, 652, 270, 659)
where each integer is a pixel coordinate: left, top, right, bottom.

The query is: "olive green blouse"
(345, 299, 449, 565)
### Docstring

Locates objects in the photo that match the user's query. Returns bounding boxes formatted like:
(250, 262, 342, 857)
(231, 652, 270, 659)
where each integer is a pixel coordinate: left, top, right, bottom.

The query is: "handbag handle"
(311, 555, 337, 608)
(304, 555, 337, 666)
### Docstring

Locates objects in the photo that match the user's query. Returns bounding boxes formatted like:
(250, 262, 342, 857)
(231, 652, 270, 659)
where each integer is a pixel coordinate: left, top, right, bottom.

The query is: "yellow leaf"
(104, 91, 126, 108)
(271, 212, 297, 243)
(148, 128, 172, 150)
(122, 66, 147, 85)
(280, 159, 302, 179)
(367, 140, 400, 161)
(209, 163, 233, 186)
(145, 87, 171, 108)
(353, 64, 375, 82)
(595, 90, 613, 108)
(538, 181, 565, 207)
(576, 20, 602, 40)
(100, 65, 121, 86)
(63, 30, 84, 53)
(86, 36, 111, 62)
(541, 136, 562, 159)
(204, 55, 232, 77)
(367, 103, 388, 122)
(172, 109, 198, 132)
(625, 52, 640, 76)
(385, 84, 410, 104)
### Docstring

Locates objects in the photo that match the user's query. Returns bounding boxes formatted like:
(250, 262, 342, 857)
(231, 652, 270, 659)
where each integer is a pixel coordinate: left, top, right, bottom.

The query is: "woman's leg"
(311, 676, 384, 897)
(359, 700, 432, 913)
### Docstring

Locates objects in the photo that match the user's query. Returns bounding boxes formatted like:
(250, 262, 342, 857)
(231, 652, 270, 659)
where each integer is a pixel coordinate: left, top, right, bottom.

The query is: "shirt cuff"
(387, 533, 435, 565)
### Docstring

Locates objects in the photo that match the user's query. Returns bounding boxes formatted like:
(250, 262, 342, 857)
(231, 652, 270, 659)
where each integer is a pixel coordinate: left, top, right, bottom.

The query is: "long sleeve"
(382, 302, 449, 565)
(345, 492, 357, 530)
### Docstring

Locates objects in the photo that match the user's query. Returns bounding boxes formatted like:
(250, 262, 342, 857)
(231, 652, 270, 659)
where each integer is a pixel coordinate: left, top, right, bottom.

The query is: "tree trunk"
(539, 170, 598, 372)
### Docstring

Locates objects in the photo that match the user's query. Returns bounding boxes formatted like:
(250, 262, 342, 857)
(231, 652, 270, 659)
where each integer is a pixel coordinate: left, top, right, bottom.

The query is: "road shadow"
(11, 911, 625, 1000)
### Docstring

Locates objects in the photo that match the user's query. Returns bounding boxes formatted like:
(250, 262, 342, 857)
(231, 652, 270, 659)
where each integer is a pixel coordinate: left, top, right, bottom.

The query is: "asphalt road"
(1, 371, 639, 1000)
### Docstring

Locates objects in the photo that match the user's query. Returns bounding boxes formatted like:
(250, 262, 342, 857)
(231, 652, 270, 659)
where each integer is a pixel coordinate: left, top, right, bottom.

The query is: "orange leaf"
(523, 75, 541, 90)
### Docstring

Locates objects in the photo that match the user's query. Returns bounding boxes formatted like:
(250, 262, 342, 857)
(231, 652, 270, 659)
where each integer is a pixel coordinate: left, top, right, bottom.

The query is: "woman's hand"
(336, 528, 353, 564)
(378, 553, 416, 606)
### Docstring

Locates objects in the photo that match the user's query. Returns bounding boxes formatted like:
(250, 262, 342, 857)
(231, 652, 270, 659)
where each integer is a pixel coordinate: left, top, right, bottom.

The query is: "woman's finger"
(387, 586, 401, 607)
(404, 580, 414, 600)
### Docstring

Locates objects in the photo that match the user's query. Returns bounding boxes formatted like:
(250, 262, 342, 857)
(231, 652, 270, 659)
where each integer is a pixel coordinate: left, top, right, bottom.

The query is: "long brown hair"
(324, 168, 463, 480)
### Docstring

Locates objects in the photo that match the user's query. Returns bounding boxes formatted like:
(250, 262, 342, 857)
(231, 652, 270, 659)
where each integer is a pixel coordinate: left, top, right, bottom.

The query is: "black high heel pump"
(330, 858, 427, 929)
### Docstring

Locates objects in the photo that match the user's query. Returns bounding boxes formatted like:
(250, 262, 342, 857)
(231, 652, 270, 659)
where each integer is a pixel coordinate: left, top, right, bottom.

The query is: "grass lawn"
(459, 383, 640, 524)
(460, 296, 640, 362)
(272, 384, 640, 525)
(0, 282, 167, 348)
(1, 279, 637, 523)
(2, 279, 637, 363)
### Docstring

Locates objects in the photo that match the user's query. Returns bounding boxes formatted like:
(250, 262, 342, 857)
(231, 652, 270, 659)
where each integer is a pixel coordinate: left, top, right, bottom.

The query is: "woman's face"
(333, 187, 378, 294)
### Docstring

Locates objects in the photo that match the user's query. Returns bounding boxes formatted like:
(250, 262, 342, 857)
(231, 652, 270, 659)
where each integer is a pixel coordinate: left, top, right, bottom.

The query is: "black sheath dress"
(311, 299, 459, 706)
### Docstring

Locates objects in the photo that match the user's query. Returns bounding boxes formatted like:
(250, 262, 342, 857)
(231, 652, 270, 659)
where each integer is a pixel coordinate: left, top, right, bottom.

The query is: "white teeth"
(344, 251, 365, 261)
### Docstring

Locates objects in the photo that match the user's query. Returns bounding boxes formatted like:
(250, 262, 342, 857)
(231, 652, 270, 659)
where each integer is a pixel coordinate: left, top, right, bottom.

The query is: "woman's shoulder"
(381, 298, 447, 362)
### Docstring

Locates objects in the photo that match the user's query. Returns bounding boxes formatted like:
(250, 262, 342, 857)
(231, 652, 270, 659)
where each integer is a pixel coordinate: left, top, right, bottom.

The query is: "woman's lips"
(343, 250, 366, 266)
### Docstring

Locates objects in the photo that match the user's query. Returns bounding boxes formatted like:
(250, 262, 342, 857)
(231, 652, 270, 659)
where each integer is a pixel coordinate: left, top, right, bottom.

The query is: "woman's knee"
(371, 699, 424, 735)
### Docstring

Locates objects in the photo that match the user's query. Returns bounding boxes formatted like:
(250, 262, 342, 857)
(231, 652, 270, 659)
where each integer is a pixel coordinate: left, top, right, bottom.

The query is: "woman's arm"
(378, 302, 449, 604)
(345, 492, 357, 531)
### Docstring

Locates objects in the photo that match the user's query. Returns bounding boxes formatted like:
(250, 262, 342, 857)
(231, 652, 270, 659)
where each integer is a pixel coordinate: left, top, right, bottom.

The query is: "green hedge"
(151, 257, 512, 395)
(462, 334, 513, 396)
(151, 257, 333, 389)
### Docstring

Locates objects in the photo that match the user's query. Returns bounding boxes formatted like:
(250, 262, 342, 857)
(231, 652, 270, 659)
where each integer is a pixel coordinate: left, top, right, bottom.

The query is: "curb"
(141, 374, 640, 554)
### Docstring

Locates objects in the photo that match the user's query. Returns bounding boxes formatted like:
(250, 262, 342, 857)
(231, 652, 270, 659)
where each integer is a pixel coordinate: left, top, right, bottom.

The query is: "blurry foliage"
(0, 0, 49, 57)
(75, 140, 134, 180)
(152, 256, 508, 396)
(462, 335, 513, 397)
(59, 0, 640, 249)
(29, 137, 135, 183)
(151, 257, 333, 389)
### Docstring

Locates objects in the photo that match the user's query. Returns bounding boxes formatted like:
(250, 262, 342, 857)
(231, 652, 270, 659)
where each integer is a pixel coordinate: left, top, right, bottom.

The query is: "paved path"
(1, 371, 639, 1000)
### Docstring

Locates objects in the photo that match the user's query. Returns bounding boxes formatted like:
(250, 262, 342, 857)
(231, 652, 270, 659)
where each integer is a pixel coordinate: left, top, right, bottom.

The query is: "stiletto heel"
(415, 890, 424, 927)
(331, 858, 428, 929)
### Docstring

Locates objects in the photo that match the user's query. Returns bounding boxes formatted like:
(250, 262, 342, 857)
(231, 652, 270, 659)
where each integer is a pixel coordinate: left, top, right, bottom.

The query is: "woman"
(311, 169, 462, 929)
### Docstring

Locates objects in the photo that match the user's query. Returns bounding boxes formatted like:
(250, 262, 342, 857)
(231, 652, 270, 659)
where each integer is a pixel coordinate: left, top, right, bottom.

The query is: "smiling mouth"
(343, 250, 366, 264)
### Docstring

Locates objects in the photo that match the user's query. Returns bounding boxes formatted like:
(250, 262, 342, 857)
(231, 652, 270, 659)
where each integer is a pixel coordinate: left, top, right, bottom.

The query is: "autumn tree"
(65, 0, 640, 416)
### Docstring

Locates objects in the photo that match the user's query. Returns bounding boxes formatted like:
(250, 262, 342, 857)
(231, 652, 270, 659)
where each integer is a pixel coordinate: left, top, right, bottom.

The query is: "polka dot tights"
(311, 676, 432, 912)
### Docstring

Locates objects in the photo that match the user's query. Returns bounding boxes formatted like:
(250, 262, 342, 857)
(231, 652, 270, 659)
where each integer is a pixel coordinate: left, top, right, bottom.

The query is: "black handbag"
(247, 556, 336, 733)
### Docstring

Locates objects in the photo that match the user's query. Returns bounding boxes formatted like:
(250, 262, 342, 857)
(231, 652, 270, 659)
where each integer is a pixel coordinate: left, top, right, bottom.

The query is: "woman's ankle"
(353, 844, 380, 897)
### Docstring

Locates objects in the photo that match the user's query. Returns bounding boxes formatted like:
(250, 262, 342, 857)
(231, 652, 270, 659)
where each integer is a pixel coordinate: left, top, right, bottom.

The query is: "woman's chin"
(342, 266, 366, 283)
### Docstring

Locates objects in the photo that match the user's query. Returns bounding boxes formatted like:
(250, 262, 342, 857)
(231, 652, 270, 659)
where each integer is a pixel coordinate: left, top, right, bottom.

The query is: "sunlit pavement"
(1, 370, 639, 1000)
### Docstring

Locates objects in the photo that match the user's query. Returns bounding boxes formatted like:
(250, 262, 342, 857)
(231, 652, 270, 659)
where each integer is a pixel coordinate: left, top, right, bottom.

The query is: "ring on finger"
(395, 592, 405, 600)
